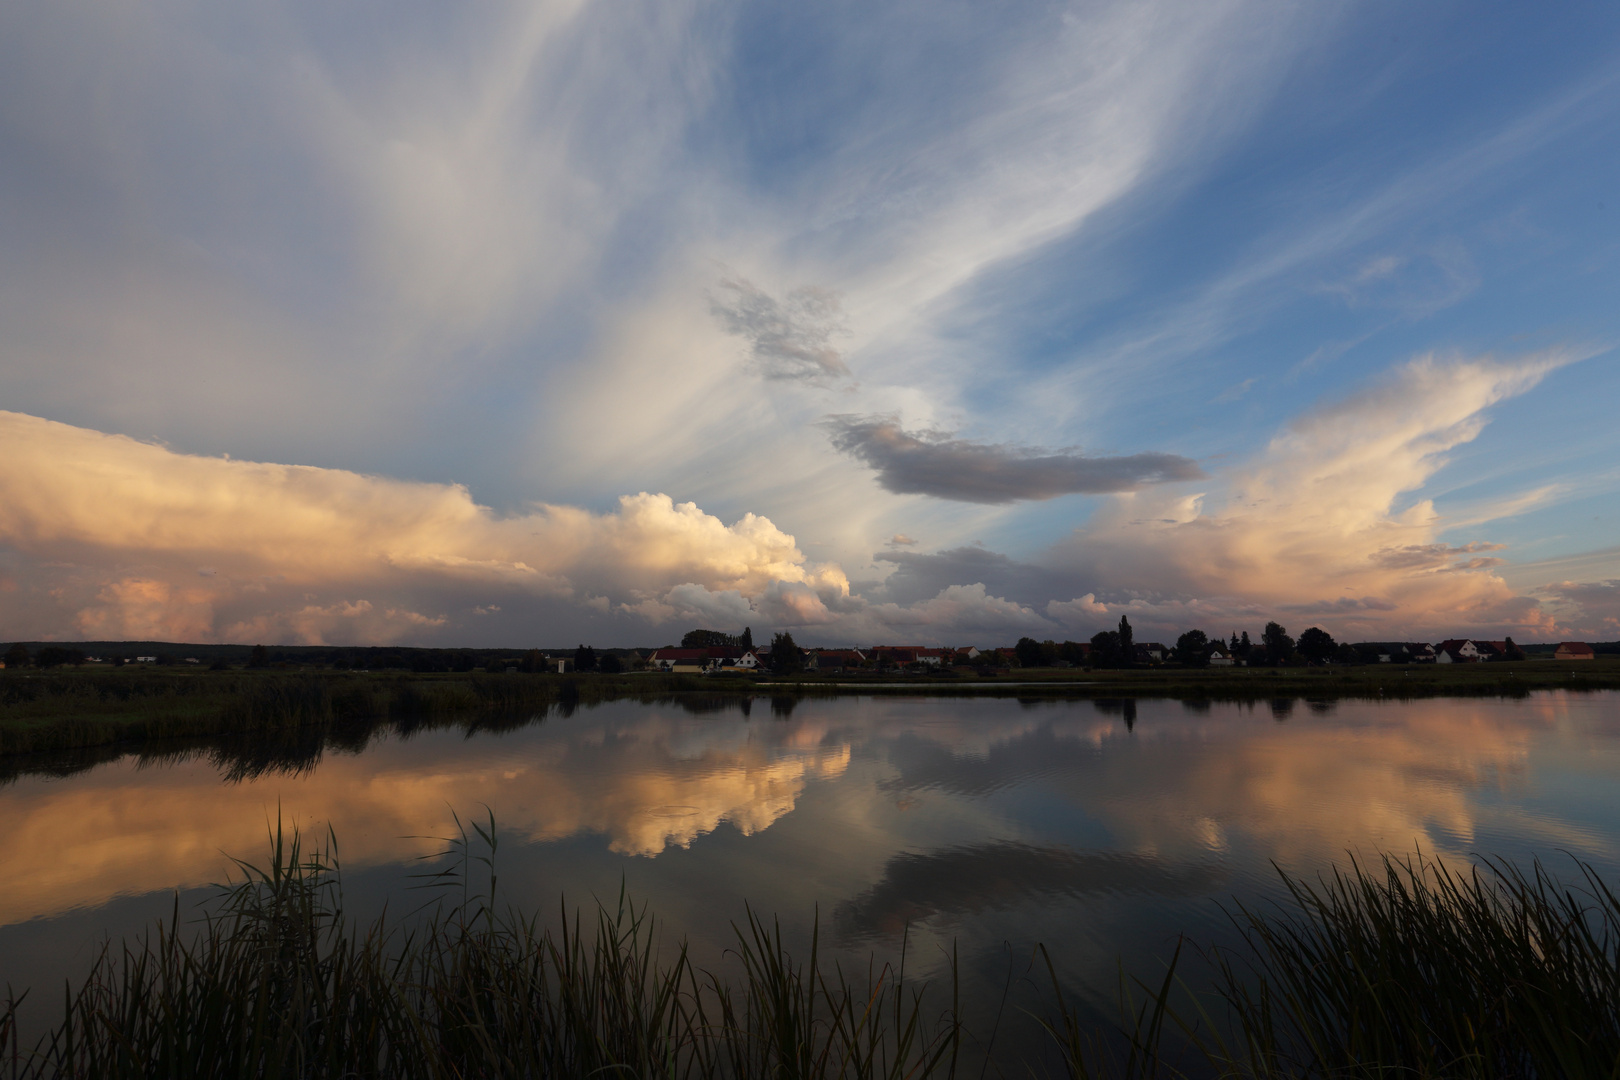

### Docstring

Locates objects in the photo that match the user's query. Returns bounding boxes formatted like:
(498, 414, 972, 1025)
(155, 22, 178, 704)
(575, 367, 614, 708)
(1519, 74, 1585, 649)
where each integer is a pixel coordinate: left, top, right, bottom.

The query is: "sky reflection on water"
(2, 692, 1618, 1043)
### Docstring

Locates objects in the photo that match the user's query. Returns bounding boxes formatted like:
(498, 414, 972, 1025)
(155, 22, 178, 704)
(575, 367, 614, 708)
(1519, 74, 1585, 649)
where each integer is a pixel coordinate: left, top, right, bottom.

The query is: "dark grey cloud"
(874, 545, 1074, 606)
(822, 415, 1203, 503)
(833, 842, 1225, 942)
(711, 278, 849, 383)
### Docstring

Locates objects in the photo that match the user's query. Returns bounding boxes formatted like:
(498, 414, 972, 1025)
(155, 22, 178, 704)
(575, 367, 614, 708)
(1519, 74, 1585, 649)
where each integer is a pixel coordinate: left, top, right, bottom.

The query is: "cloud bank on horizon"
(1, 0, 1618, 646)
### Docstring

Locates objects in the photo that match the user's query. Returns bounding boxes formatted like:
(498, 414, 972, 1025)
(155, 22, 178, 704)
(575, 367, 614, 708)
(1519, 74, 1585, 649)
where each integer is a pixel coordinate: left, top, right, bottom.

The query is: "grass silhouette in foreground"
(2, 819, 1617, 1078)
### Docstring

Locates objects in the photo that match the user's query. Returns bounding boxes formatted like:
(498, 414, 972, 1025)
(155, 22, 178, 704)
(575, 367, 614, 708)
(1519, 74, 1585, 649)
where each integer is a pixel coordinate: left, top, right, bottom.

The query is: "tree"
(1229, 632, 1240, 656)
(1335, 642, 1363, 665)
(1176, 629, 1210, 668)
(740, 626, 754, 650)
(1262, 622, 1294, 665)
(3, 643, 28, 670)
(598, 652, 624, 674)
(1090, 630, 1122, 668)
(1239, 631, 1252, 659)
(248, 644, 270, 669)
(1118, 616, 1135, 667)
(36, 646, 83, 668)
(682, 629, 737, 648)
(1297, 626, 1335, 665)
(1058, 640, 1087, 666)
(573, 644, 598, 672)
(1014, 637, 1044, 668)
(769, 632, 802, 674)
(1503, 636, 1526, 662)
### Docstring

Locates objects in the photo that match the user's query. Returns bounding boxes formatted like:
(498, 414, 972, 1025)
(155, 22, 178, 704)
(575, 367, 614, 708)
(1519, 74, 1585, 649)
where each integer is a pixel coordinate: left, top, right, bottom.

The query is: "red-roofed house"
(1555, 641, 1596, 661)
(1435, 639, 1481, 663)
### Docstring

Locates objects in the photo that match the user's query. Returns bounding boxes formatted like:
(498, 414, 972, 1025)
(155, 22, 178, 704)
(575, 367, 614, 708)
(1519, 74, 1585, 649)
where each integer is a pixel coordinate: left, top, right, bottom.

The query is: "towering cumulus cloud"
(0, 411, 847, 643)
(1046, 353, 1572, 639)
(0, 354, 1593, 644)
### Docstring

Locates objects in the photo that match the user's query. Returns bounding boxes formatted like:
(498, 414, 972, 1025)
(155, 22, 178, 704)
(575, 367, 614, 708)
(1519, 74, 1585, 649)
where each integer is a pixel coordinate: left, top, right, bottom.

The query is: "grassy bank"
(0, 670, 715, 757)
(769, 657, 1620, 698)
(2, 826, 1615, 1078)
(3, 662, 1617, 761)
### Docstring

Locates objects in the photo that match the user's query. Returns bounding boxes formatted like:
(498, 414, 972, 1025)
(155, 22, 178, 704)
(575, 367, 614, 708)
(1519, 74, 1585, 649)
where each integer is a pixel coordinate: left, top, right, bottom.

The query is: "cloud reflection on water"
(0, 694, 1615, 931)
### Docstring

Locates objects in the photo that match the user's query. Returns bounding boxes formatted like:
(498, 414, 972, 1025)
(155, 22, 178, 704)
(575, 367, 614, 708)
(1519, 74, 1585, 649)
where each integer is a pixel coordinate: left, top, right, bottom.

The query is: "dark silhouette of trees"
(598, 652, 623, 674)
(1502, 637, 1526, 661)
(573, 645, 598, 672)
(3, 643, 28, 669)
(1297, 626, 1336, 665)
(740, 626, 754, 650)
(1176, 629, 1210, 667)
(1014, 637, 1044, 668)
(1118, 616, 1135, 667)
(1089, 630, 1122, 668)
(769, 632, 802, 674)
(1058, 640, 1087, 666)
(248, 644, 270, 669)
(36, 646, 84, 668)
(1262, 622, 1294, 665)
(682, 629, 740, 648)
(1239, 631, 1252, 660)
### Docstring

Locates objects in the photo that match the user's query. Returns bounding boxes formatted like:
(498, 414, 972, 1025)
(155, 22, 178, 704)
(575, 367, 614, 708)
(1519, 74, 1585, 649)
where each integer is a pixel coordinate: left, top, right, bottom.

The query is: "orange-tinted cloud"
(1043, 353, 1573, 640)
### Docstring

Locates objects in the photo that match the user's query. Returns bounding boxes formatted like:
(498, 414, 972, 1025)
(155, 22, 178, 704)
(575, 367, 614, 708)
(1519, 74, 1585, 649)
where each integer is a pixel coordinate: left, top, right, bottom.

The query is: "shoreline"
(2, 662, 1616, 762)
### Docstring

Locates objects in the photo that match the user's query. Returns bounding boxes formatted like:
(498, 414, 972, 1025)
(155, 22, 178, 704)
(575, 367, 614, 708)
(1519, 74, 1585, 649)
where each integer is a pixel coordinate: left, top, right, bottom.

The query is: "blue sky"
(1, 0, 1617, 646)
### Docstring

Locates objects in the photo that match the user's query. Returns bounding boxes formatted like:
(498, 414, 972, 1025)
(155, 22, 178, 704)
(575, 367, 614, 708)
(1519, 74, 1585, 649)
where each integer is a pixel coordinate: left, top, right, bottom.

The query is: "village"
(630, 625, 1603, 675)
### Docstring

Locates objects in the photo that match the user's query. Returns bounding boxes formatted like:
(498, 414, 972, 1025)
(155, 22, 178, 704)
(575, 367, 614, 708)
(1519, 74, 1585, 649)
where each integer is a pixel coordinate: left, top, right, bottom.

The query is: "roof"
(1557, 641, 1595, 655)
(649, 646, 747, 661)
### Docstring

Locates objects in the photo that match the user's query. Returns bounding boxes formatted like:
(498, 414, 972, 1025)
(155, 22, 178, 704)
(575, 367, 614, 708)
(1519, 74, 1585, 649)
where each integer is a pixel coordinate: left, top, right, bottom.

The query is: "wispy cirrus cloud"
(821, 415, 1203, 504)
(710, 278, 849, 384)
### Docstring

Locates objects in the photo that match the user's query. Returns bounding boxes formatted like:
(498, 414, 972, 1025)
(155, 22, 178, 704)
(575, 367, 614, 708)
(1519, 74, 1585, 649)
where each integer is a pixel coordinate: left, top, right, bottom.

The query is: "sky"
(1, 0, 1618, 648)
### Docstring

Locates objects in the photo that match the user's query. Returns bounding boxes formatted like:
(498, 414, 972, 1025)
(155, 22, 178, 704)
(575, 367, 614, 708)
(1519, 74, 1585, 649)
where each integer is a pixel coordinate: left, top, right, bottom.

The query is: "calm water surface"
(3, 691, 1619, 1053)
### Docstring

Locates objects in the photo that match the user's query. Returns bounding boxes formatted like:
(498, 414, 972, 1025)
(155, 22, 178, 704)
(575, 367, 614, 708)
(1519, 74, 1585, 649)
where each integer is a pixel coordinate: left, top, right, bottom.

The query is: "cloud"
(711, 278, 850, 384)
(1537, 579, 1620, 636)
(0, 410, 848, 644)
(822, 415, 1204, 504)
(886, 534, 918, 547)
(1045, 352, 1576, 640)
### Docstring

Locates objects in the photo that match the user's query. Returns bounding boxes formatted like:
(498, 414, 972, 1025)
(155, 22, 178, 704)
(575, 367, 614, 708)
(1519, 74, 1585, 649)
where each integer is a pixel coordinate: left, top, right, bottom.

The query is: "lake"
(3, 690, 1619, 1063)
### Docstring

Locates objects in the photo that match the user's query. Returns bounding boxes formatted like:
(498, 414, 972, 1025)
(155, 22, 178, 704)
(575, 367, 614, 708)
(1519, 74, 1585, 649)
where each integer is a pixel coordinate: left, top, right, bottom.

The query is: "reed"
(0, 817, 961, 1079)
(4, 824, 1617, 1078)
(1041, 852, 1620, 1079)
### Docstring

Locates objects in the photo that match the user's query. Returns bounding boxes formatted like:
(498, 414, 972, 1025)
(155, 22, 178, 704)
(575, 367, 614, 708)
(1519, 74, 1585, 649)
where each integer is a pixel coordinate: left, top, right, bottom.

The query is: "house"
(1473, 640, 1508, 661)
(135, 656, 157, 663)
(1135, 642, 1168, 664)
(812, 649, 866, 671)
(1555, 641, 1596, 661)
(874, 646, 944, 667)
(647, 646, 754, 673)
(955, 646, 980, 660)
(1207, 647, 1234, 667)
(1435, 639, 1482, 663)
